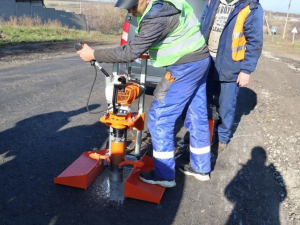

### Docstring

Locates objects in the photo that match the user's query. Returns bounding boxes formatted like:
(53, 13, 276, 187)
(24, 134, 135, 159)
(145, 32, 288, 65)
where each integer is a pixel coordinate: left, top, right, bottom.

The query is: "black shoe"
(179, 164, 210, 181)
(139, 170, 176, 188)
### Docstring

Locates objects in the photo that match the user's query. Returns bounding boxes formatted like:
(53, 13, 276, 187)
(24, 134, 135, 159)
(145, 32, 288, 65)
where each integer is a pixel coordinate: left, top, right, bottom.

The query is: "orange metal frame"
(100, 112, 145, 130)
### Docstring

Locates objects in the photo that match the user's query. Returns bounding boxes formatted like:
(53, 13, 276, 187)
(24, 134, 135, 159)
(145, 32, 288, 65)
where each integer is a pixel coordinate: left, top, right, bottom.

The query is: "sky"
(260, 0, 300, 14)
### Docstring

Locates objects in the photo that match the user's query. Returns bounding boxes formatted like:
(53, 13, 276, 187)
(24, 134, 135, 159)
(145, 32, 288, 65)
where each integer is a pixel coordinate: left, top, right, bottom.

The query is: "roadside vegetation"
(0, 1, 125, 45)
(263, 11, 300, 57)
(0, 16, 119, 45)
(44, 1, 127, 33)
(73, 2, 127, 34)
(0, 17, 86, 45)
(264, 35, 300, 54)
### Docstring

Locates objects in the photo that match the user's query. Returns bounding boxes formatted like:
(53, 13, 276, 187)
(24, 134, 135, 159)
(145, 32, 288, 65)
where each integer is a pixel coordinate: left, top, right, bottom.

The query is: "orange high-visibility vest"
(232, 5, 250, 61)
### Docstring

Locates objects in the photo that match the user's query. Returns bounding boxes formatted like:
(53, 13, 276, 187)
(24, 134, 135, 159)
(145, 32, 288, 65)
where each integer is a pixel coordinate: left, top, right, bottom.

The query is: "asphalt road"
(0, 53, 290, 224)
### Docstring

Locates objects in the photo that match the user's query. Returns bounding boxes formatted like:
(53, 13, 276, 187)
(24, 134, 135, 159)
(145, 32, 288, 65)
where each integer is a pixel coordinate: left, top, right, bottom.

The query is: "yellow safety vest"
(232, 5, 250, 61)
(136, 0, 204, 67)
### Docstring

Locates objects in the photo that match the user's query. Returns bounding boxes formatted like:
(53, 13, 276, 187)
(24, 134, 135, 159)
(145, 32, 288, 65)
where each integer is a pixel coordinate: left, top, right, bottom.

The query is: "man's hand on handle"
(77, 44, 95, 62)
(236, 72, 250, 87)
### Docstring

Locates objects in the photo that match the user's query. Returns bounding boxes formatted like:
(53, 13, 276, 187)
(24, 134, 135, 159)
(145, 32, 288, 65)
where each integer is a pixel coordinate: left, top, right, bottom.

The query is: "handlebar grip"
(76, 44, 110, 78)
(100, 68, 111, 77)
(74, 42, 84, 51)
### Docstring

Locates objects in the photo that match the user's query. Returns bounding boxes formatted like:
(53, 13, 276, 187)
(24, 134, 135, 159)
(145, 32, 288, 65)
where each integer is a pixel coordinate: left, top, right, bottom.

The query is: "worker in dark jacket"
(77, 0, 212, 187)
(200, 0, 263, 152)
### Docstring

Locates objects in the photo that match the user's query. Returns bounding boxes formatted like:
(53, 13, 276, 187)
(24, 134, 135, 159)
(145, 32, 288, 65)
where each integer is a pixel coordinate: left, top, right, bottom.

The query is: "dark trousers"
(206, 57, 240, 144)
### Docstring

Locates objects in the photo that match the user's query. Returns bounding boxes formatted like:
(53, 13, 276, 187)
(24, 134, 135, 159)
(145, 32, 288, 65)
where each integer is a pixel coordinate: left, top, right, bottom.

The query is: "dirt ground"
(0, 39, 300, 224)
(251, 50, 300, 223)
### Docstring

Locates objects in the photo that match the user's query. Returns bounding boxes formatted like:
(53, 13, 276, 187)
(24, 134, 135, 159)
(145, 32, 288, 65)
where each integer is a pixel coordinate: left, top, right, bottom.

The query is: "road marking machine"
(54, 43, 217, 204)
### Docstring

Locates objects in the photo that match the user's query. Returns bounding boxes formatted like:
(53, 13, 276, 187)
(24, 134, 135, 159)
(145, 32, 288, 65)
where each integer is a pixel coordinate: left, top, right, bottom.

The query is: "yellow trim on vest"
(232, 5, 250, 61)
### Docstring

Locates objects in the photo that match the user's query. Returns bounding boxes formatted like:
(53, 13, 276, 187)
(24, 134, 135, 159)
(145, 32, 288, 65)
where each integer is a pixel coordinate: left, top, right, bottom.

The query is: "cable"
(86, 64, 112, 114)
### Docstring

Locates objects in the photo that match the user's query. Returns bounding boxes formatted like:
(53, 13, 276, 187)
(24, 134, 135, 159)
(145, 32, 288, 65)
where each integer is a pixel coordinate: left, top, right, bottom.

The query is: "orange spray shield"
(124, 154, 166, 204)
(54, 149, 108, 189)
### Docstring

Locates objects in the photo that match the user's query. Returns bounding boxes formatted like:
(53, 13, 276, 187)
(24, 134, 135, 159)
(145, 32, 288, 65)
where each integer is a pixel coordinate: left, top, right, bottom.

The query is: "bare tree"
(72, 1, 126, 34)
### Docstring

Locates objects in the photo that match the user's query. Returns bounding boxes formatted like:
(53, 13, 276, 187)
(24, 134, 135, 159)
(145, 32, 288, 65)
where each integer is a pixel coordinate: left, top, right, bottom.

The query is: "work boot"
(178, 164, 210, 181)
(139, 170, 176, 188)
(218, 142, 228, 153)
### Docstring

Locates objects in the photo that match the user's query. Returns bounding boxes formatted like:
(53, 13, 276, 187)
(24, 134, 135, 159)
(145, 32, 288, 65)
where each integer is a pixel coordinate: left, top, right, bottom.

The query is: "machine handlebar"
(74, 42, 110, 78)
(74, 42, 84, 51)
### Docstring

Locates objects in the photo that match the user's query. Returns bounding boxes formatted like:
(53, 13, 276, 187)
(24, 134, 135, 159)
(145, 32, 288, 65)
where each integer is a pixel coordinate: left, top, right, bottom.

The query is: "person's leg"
(140, 58, 210, 187)
(217, 82, 240, 145)
(179, 64, 211, 180)
(186, 76, 211, 171)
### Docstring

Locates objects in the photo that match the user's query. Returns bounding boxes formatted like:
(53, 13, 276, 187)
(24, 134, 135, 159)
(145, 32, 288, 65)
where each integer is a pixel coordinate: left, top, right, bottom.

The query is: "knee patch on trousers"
(153, 71, 175, 101)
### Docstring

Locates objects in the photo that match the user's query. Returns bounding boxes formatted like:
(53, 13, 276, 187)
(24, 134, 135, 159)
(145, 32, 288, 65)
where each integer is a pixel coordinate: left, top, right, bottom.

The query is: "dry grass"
(44, 0, 81, 13)
(44, 0, 126, 34)
(0, 1, 126, 34)
(0, 16, 63, 28)
(264, 36, 300, 55)
(0, 16, 113, 45)
(72, 1, 126, 34)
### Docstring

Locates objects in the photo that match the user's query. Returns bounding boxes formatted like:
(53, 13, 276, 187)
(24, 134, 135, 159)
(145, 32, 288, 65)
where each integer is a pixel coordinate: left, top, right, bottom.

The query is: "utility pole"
(283, 0, 292, 39)
(264, 12, 271, 35)
(80, 0, 82, 14)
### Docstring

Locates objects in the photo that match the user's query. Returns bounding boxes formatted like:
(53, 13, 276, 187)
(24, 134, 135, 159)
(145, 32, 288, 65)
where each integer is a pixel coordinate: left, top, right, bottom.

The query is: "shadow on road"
(232, 87, 257, 139)
(225, 146, 287, 224)
(0, 105, 184, 225)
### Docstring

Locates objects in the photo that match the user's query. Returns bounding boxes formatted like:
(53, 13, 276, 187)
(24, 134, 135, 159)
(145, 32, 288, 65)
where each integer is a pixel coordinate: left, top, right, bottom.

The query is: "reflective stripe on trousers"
(148, 57, 211, 180)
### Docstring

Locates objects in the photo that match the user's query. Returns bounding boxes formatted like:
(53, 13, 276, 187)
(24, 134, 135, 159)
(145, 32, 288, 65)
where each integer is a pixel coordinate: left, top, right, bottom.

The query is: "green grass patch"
(264, 34, 300, 54)
(0, 26, 114, 45)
